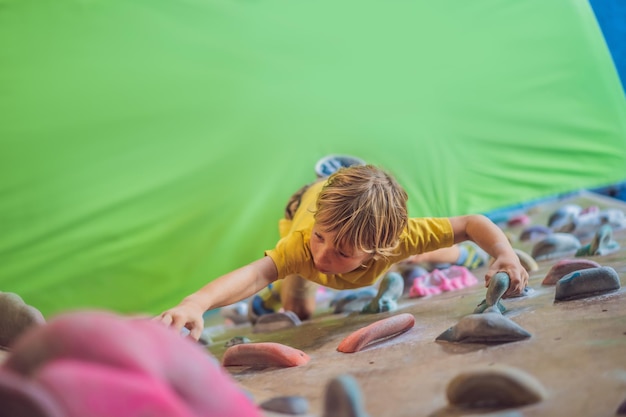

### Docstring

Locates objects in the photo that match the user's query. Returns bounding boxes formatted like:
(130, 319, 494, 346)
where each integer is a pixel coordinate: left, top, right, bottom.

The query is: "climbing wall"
(205, 191, 626, 417)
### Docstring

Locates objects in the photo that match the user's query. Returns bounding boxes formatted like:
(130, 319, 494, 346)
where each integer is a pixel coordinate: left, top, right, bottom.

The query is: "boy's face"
(310, 224, 372, 275)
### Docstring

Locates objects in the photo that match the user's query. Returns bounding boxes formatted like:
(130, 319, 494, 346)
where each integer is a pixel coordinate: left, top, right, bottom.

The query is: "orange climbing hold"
(222, 342, 310, 367)
(337, 313, 415, 353)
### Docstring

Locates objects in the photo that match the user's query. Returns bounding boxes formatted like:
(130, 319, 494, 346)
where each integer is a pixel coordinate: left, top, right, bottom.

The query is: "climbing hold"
(436, 313, 531, 344)
(616, 396, 626, 415)
(253, 311, 302, 333)
(260, 396, 309, 415)
(547, 204, 582, 229)
(519, 225, 552, 241)
(531, 233, 581, 261)
(554, 266, 621, 301)
(542, 258, 601, 285)
(331, 287, 377, 314)
(323, 374, 370, 417)
(0, 292, 45, 350)
(337, 313, 415, 353)
(575, 224, 620, 257)
(222, 342, 310, 367)
(514, 248, 539, 272)
(398, 265, 429, 294)
(507, 214, 530, 227)
(409, 266, 478, 298)
(446, 364, 547, 408)
(473, 272, 509, 314)
(361, 272, 404, 314)
(224, 336, 250, 348)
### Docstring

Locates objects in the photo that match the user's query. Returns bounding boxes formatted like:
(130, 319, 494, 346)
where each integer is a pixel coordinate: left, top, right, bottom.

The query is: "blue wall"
(589, 0, 626, 92)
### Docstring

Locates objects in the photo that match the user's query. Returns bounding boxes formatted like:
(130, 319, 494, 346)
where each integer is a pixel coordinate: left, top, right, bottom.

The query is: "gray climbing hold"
(0, 292, 45, 349)
(575, 224, 620, 257)
(531, 233, 581, 261)
(260, 396, 309, 415)
(435, 313, 531, 344)
(446, 364, 547, 409)
(473, 272, 509, 314)
(361, 272, 404, 314)
(253, 311, 302, 333)
(323, 374, 370, 417)
(542, 258, 601, 285)
(555, 266, 621, 301)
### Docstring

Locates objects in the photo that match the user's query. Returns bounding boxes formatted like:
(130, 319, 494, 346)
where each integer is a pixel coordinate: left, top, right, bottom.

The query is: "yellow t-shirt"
(265, 180, 454, 290)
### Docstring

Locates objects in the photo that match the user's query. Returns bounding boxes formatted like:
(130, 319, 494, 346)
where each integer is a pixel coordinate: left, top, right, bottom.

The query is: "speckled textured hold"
(361, 272, 404, 314)
(446, 364, 547, 409)
(0, 292, 46, 349)
(554, 266, 621, 301)
(260, 396, 309, 415)
(531, 233, 582, 261)
(542, 259, 601, 285)
(323, 374, 370, 417)
(224, 336, 251, 348)
(435, 313, 531, 344)
(253, 311, 302, 333)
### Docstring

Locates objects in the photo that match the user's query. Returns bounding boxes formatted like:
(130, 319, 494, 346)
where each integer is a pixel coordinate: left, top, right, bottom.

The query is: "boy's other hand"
(154, 299, 205, 341)
(485, 254, 529, 298)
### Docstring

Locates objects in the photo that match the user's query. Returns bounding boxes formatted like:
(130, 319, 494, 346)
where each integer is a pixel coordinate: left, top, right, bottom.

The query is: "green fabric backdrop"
(1, 0, 625, 317)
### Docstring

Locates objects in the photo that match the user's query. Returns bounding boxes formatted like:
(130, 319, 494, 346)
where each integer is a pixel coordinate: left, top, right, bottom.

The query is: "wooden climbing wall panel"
(207, 191, 626, 417)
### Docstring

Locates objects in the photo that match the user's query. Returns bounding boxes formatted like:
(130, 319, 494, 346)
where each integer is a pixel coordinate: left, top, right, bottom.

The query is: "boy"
(157, 164, 528, 340)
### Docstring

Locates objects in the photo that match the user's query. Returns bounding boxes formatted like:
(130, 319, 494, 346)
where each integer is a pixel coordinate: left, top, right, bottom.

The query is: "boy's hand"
(154, 299, 205, 341)
(485, 254, 529, 298)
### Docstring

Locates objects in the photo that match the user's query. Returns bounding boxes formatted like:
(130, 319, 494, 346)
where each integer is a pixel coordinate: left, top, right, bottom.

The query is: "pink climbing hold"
(337, 313, 415, 353)
(409, 266, 478, 298)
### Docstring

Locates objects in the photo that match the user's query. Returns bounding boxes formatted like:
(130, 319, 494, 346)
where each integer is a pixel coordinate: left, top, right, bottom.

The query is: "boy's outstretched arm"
(156, 256, 278, 340)
(449, 214, 528, 297)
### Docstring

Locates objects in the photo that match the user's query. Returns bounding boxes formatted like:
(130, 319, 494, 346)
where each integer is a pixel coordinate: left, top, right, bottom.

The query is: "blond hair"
(314, 164, 408, 259)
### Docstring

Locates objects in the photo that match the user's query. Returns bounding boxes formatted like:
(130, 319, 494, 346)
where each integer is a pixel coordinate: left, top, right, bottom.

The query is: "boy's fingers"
(159, 313, 173, 326)
(190, 325, 203, 341)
